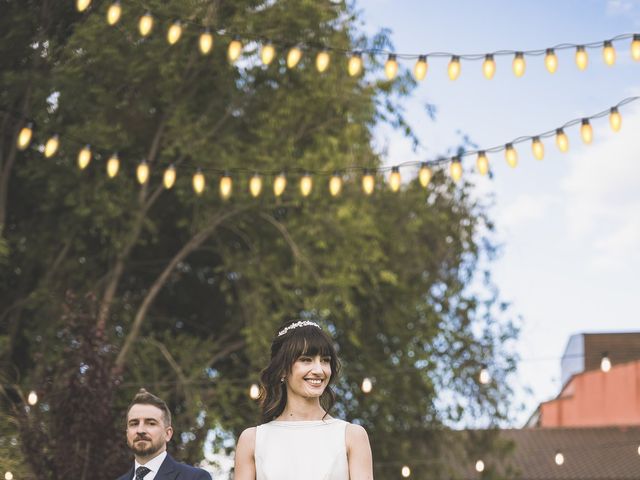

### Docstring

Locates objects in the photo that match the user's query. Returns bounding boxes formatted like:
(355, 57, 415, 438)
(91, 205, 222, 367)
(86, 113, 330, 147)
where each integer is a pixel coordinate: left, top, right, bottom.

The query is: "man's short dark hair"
(126, 388, 172, 427)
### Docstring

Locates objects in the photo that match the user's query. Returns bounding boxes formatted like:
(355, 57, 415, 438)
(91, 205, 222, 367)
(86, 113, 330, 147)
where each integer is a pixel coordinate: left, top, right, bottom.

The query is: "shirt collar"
(135, 450, 167, 475)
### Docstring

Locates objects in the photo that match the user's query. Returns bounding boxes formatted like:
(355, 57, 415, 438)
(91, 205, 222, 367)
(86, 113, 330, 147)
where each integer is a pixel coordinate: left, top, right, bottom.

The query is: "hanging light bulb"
(448, 55, 461, 80)
(5, 471, 14, 480)
(505, 143, 518, 168)
(17, 122, 33, 150)
(384, 54, 398, 80)
(632, 34, 640, 61)
(273, 172, 287, 197)
(418, 163, 432, 187)
(192, 170, 205, 195)
(163, 165, 176, 189)
(106, 1, 122, 26)
(600, 352, 612, 372)
(76, 0, 91, 12)
(532, 137, 544, 160)
(77, 145, 92, 169)
(136, 160, 149, 184)
(414, 55, 428, 81)
(512, 52, 526, 77)
(199, 29, 213, 55)
(389, 166, 401, 192)
(482, 54, 496, 79)
(44, 135, 59, 158)
(219, 173, 232, 199)
(476, 151, 489, 175)
(106, 153, 120, 178)
(575, 46, 588, 70)
(138, 12, 154, 37)
(362, 170, 375, 195)
(348, 52, 363, 76)
(329, 173, 342, 197)
(545, 48, 558, 73)
(27, 390, 38, 406)
(228, 38, 243, 63)
(602, 40, 616, 66)
(580, 118, 593, 144)
(286, 46, 302, 68)
(555, 128, 569, 153)
(361, 377, 373, 393)
(479, 367, 490, 384)
(261, 43, 276, 65)
(609, 107, 622, 132)
(249, 383, 260, 400)
(450, 157, 462, 182)
(300, 173, 313, 197)
(249, 173, 263, 197)
(401, 465, 411, 478)
(167, 21, 182, 45)
(554, 451, 565, 466)
(316, 50, 330, 72)
(475, 460, 485, 473)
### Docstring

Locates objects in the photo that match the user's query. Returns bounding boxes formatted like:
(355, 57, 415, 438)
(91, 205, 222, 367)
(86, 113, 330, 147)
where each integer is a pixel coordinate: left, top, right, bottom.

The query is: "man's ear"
(165, 426, 174, 442)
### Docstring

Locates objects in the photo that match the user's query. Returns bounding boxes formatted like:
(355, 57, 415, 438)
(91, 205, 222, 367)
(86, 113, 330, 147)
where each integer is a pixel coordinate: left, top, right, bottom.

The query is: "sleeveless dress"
(255, 418, 349, 480)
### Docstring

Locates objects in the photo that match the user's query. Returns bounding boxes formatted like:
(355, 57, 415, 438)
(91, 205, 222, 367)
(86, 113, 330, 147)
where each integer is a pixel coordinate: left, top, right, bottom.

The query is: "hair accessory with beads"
(277, 320, 321, 337)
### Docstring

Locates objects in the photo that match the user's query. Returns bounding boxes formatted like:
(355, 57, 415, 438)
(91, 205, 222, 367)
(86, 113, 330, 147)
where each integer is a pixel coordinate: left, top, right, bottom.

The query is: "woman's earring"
(280, 376, 285, 383)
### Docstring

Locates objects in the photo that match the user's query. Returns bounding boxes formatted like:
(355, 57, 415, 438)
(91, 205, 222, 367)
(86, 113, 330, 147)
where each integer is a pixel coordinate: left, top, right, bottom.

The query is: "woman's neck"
(277, 396, 327, 421)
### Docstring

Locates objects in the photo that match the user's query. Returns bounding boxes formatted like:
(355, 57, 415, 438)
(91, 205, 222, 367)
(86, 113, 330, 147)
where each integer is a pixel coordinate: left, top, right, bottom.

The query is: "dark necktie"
(135, 466, 151, 480)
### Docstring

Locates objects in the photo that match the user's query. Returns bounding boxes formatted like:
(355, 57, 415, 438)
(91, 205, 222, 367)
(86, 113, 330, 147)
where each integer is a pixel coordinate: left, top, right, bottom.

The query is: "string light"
(545, 48, 558, 73)
(555, 128, 569, 153)
(555, 451, 565, 466)
(106, 153, 119, 178)
(27, 390, 38, 406)
(389, 166, 401, 192)
(77, 145, 92, 169)
(167, 21, 182, 45)
(505, 143, 518, 168)
(300, 173, 313, 197)
(136, 161, 149, 184)
(384, 54, 399, 80)
(575, 46, 588, 70)
(219, 173, 232, 199)
(76, 0, 91, 12)
(106, 1, 122, 26)
(329, 173, 342, 197)
(362, 170, 375, 195)
(261, 43, 276, 66)
(249, 173, 263, 197)
(401, 465, 411, 478)
(532, 137, 545, 160)
(348, 52, 363, 76)
(512, 52, 526, 77)
(17, 122, 33, 150)
(418, 163, 432, 187)
(475, 460, 485, 473)
(603, 40, 616, 66)
(5, 472, 13, 480)
(580, 118, 593, 144)
(138, 12, 154, 37)
(450, 157, 462, 181)
(609, 107, 622, 131)
(600, 352, 612, 372)
(228, 38, 243, 63)
(199, 30, 213, 55)
(163, 165, 176, 189)
(632, 34, 640, 61)
(249, 383, 260, 400)
(482, 54, 496, 79)
(476, 151, 489, 175)
(286, 46, 302, 69)
(192, 170, 205, 195)
(273, 172, 286, 197)
(44, 134, 59, 158)
(414, 55, 428, 81)
(448, 55, 461, 80)
(361, 377, 373, 393)
(479, 367, 490, 384)
(316, 50, 330, 73)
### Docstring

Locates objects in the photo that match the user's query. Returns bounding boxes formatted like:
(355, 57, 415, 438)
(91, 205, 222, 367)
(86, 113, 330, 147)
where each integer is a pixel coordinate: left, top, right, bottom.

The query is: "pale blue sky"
(358, 0, 640, 425)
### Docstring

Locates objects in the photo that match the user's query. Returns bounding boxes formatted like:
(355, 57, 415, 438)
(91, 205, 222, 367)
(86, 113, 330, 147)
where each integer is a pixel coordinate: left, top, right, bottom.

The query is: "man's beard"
(128, 436, 164, 457)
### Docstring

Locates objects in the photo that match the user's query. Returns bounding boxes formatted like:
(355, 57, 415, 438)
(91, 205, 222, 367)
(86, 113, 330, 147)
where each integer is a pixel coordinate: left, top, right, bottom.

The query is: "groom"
(117, 388, 210, 480)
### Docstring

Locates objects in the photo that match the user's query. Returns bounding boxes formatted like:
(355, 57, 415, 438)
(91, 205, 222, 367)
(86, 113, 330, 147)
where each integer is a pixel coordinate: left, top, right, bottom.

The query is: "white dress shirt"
(134, 450, 167, 480)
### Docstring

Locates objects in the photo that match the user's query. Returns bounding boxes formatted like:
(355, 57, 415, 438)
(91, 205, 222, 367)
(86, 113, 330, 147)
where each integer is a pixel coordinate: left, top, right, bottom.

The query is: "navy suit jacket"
(117, 453, 211, 480)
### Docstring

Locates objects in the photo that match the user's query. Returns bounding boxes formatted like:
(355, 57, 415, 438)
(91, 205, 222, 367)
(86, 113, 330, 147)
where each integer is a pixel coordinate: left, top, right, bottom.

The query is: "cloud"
(496, 193, 558, 231)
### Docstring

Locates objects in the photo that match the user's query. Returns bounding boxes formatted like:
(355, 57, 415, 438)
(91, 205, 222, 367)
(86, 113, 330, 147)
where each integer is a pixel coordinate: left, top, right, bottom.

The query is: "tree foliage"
(0, 0, 518, 478)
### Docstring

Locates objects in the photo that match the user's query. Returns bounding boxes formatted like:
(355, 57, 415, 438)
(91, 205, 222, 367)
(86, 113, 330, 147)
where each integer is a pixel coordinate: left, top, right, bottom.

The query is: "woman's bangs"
(286, 326, 335, 360)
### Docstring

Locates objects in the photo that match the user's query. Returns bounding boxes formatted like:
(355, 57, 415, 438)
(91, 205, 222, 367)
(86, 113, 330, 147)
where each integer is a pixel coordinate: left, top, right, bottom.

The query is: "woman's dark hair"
(259, 320, 340, 423)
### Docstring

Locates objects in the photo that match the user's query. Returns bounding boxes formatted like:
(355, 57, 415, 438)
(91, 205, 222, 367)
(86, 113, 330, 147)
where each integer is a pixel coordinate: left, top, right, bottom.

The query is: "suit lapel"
(155, 454, 178, 480)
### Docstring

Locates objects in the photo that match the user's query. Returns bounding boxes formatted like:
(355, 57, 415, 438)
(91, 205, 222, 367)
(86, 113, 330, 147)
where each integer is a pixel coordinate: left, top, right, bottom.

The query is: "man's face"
(126, 403, 173, 460)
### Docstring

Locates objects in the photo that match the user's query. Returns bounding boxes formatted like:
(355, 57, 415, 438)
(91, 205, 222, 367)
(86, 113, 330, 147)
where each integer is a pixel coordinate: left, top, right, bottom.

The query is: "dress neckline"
(268, 418, 340, 427)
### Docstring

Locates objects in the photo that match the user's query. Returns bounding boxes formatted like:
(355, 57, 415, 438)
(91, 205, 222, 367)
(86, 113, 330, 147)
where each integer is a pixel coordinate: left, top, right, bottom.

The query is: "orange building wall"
(540, 360, 640, 427)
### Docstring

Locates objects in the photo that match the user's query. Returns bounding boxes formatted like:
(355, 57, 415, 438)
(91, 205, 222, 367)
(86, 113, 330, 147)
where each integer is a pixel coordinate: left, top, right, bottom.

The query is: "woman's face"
(285, 353, 332, 399)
